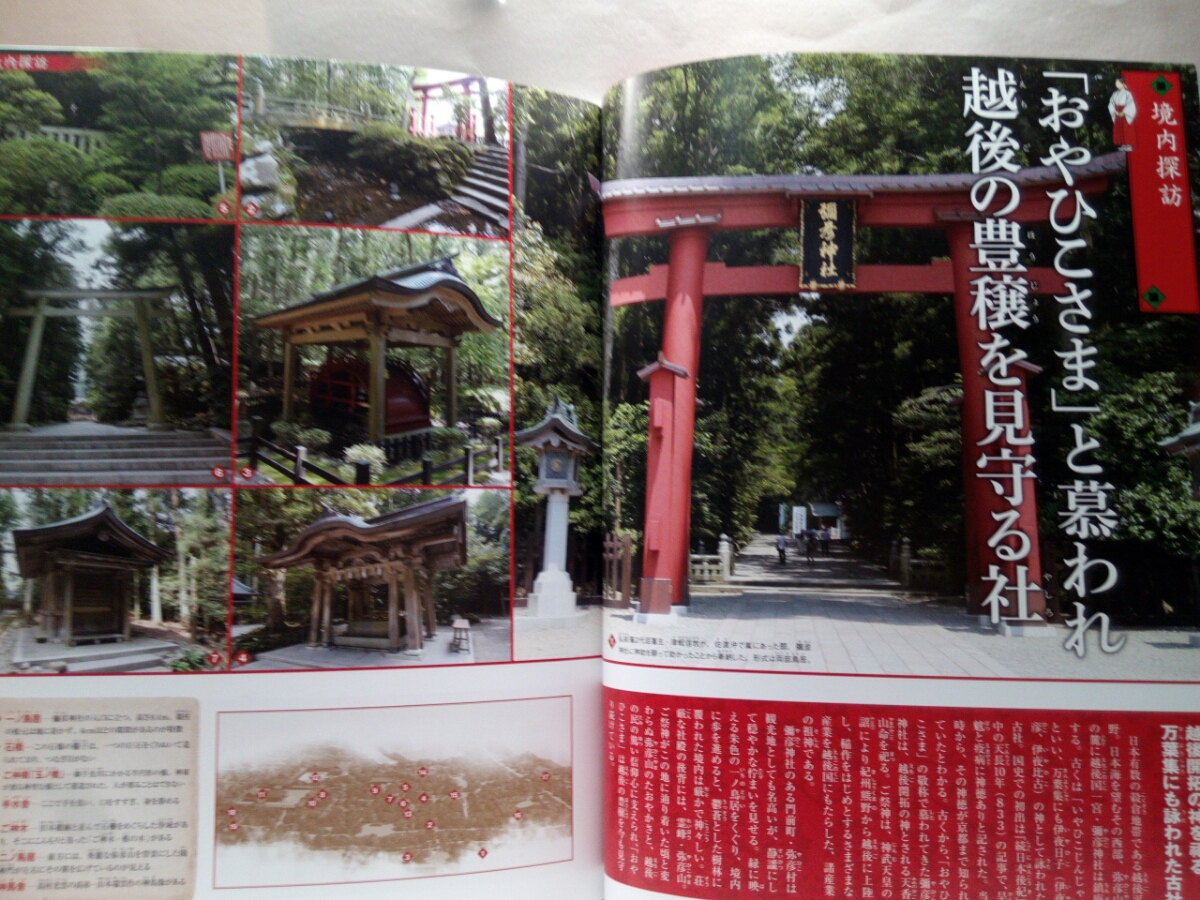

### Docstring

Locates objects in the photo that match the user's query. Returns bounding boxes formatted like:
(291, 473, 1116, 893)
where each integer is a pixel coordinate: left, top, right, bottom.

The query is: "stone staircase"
(446, 145, 510, 229)
(12, 631, 180, 673)
(0, 431, 232, 485)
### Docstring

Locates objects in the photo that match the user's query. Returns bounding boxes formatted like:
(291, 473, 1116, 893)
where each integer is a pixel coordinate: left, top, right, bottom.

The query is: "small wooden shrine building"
(255, 494, 468, 654)
(13, 505, 169, 646)
(252, 256, 502, 443)
(1159, 402, 1200, 499)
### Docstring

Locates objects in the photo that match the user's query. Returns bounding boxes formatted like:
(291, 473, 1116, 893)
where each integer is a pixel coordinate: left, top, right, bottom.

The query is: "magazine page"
(0, 49, 605, 899)
(599, 53, 1200, 899)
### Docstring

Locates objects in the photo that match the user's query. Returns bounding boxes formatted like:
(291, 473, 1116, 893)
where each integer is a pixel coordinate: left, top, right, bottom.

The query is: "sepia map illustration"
(213, 697, 572, 887)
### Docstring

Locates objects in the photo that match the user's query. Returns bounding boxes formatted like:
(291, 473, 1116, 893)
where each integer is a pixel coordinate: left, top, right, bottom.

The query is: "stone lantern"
(515, 397, 597, 620)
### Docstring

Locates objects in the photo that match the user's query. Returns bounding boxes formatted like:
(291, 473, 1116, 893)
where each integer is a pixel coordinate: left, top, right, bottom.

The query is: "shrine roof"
(256, 493, 468, 570)
(252, 256, 501, 341)
(515, 396, 597, 453)
(13, 504, 169, 578)
(231, 576, 257, 597)
(1159, 422, 1200, 455)
(600, 152, 1127, 201)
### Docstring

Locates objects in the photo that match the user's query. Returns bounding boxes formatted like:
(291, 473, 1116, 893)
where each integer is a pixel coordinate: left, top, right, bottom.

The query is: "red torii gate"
(411, 76, 484, 142)
(602, 153, 1124, 616)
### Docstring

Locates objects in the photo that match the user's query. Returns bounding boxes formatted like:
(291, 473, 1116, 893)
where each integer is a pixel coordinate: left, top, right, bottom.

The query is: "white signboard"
(791, 505, 807, 535)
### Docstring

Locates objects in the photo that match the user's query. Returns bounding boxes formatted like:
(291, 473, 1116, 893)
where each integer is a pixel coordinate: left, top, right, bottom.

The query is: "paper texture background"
(1, 0, 1198, 104)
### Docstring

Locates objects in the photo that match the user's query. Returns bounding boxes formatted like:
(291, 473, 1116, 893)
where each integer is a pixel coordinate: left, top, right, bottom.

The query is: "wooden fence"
(603, 533, 635, 609)
(239, 433, 506, 486)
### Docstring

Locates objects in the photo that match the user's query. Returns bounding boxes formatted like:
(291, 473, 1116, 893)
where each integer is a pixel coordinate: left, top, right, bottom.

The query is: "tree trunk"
(514, 120, 529, 209)
(172, 490, 189, 628)
(167, 234, 221, 382)
(480, 79, 496, 145)
(188, 555, 198, 641)
(266, 570, 287, 630)
(150, 565, 162, 624)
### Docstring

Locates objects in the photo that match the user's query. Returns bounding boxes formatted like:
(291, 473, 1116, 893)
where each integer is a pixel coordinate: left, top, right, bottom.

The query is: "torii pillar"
(946, 222, 1045, 620)
(639, 228, 709, 613)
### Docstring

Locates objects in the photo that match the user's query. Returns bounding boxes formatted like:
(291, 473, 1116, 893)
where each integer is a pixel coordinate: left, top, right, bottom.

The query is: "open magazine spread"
(0, 46, 1197, 900)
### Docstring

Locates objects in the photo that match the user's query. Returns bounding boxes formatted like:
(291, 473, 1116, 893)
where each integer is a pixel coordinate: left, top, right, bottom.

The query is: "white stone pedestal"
(517, 490, 591, 632)
(528, 567, 577, 618)
(517, 568, 590, 631)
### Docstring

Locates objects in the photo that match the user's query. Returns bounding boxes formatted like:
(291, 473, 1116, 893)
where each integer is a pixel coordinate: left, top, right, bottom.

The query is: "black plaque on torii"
(799, 198, 857, 290)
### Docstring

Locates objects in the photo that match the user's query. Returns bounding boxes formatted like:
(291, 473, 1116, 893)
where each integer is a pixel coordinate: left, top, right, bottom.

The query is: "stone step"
(451, 184, 509, 216)
(5, 469, 229, 485)
(0, 446, 229, 461)
(476, 146, 508, 161)
(0, 454, 230, 473)
(331, 635, 398, 650)
(447, 193, 509, 228)
(65, 652, 171, 674)
(14, 637, 178, 667)
(460, 175, 509, 202)
(0, 436, 229, 451)
(469, 155, 509, 172)
(345, 620, 391, 638)
(470, 161, 509, 181)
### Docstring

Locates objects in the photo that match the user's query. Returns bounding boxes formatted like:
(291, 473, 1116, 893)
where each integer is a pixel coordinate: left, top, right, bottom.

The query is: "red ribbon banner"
(0, 52, 103, 73)
(1122, 70, 1200, 315)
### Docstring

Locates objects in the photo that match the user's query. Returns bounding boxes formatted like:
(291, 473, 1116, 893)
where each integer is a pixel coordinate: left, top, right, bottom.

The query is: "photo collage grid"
(0, 51, 600, 675)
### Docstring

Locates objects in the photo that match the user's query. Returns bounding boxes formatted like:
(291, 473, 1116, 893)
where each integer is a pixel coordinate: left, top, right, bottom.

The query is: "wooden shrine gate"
(601, 153, 1125, 617)
(6, 288, 174, 430)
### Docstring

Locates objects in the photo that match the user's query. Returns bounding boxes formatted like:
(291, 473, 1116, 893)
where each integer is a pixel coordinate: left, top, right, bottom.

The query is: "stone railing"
(689, 534, 735, 583)
(7, 125, 109, 154)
